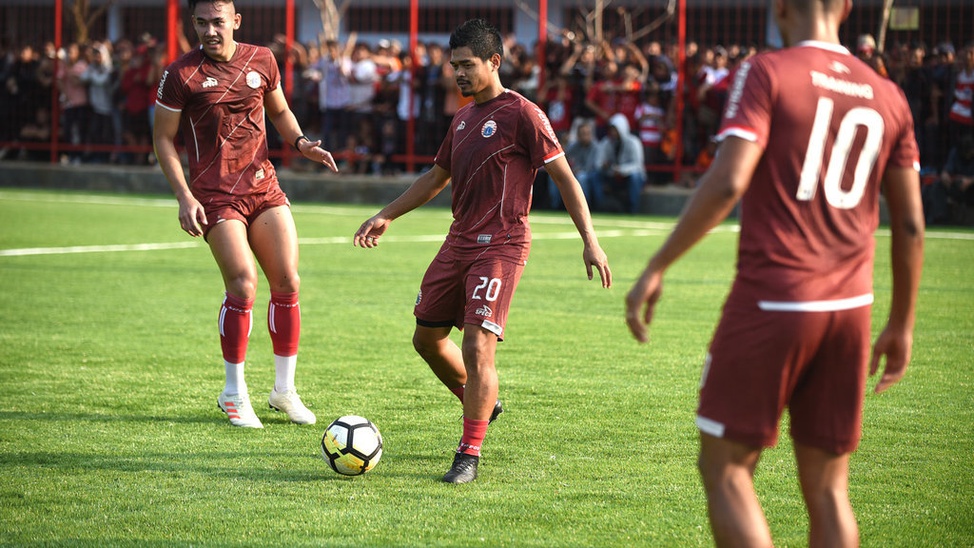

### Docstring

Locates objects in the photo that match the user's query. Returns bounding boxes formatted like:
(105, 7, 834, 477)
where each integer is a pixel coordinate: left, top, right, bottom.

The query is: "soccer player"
(354, 19, 612, 484)
(153, 0, 338, 429)
(624, 0, 924, 545)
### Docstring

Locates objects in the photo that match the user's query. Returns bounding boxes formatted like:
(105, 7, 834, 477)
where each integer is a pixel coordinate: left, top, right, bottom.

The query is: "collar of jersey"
(793, 40, 851, 56)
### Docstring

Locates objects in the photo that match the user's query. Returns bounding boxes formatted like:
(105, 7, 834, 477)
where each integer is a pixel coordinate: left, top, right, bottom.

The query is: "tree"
(515, 0, 675, 47)
(312, 0, 350, 43)
(67, 0, 115, 45)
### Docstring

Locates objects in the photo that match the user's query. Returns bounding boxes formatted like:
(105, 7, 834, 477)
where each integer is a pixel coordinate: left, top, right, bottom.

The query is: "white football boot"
(268, 388, 317, 425)
(217, 392, 264, 428)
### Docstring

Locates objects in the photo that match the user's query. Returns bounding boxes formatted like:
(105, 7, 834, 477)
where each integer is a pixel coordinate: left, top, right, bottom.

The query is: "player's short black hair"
(188, 0, 234, 12)
(449, 19, 503, 61)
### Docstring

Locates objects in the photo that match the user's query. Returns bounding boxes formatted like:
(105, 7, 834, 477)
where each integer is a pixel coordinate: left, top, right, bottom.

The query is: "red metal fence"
(0, 0, 970, 183)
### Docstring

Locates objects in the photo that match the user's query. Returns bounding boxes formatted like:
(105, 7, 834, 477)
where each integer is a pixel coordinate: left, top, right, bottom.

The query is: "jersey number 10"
(797, 97, 884, 209)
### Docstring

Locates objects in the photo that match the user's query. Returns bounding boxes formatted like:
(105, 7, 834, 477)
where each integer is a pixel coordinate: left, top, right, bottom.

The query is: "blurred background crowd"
(1, 28, 972, 217)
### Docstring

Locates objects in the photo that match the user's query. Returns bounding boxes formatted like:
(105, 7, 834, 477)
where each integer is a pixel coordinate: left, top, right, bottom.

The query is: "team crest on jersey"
(481, 120, 498, 138)
(457, 121, 466, 131)
(246, 71, 261, 89)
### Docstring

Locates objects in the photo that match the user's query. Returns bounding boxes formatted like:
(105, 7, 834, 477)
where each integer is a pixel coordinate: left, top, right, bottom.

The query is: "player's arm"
(546, 154, 612, 288)
(870, 166, 924, 393)
(153, 105, 206, 238)
(353, 164, 452, 248)
(625, 136, 761, 343)
(264, 85, 337, 172)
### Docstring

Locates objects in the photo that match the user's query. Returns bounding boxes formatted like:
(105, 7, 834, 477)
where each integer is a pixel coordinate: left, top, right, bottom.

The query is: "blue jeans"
(593, 170, 646, 213)
(549, 170, 600, 210)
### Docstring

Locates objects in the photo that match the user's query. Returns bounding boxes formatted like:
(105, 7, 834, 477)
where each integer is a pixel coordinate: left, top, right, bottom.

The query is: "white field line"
(1, 191, 972, 258)
(0, 230, 674, 257)
(0, 241, 203, 257)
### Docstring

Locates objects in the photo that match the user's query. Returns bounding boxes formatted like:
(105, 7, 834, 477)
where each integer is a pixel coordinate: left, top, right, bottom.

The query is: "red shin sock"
(219, 292, 253, 364)
(268, 291, 300, 356)
(458, 417, 488, 457)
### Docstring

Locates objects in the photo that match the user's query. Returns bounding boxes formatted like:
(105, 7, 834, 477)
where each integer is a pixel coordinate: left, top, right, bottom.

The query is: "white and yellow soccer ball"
(321, 415, 383, 476)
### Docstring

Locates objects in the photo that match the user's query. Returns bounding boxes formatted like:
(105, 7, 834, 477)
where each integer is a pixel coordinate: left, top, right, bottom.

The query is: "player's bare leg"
(208, 219, 260, 300)
(413, 325, 466, 389)
(795, 442, 858, 548)
(249, 206, 300, 294)
(439, 326, 499, 483)
(460, 325, 498, 422)
(414, 324, 503, 423)
(247, 206, 315, 424)
(208, 220, 263, 427)
(698, 433, 772, 547)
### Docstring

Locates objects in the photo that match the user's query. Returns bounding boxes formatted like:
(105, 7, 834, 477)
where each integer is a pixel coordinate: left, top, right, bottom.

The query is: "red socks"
(458, 417, 488, 457)
(219, 293, 253, 364)
(451, 387, 488, 457)
(219, 291, 300, 365)
(268, 291, 300, 357)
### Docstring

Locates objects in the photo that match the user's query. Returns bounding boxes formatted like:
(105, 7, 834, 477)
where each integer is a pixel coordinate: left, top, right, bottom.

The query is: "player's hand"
(625, 269, 663, 343)
(177, 196, 207, 238)
(869, 325, 912, 394)
(353, 215, 390, 248)
(582, 244, 612, 288)
(298, 138, 338, 172)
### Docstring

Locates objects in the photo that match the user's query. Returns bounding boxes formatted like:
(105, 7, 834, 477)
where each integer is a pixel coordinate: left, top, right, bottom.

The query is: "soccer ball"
(321, 415, 383, 476)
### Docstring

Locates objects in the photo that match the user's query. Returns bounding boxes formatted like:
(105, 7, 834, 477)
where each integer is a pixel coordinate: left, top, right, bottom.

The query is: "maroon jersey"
(156, 43, 280, 197)
(717, 41, 919, 309)
(434, 90, 563, 263)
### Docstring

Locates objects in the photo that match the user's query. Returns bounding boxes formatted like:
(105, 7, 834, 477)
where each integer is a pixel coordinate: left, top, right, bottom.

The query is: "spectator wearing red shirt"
(584, 61, 619, 137)
(539, 72, 575, 142)
(614, 62, 645, 130)
(119, 45, 153, 164)
(948, 43, 974, 149)
(634, 81, 668, 184)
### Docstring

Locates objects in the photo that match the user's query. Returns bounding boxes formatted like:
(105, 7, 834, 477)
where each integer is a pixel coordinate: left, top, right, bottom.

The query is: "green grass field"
(0, 188, 972, 547)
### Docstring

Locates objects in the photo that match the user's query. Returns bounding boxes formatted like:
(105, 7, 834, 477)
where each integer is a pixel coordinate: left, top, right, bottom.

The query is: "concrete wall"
(0, 161, 693, 217)
(0, 161, 898, 223)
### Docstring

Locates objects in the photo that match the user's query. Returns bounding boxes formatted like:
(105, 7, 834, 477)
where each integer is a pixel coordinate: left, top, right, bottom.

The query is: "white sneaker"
(268, 388, 317, 425)
(217, 392, 264, 428)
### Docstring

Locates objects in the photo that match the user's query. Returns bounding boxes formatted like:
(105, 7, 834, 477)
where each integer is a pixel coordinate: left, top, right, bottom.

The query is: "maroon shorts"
(696, 293, 872, 454)
(414, 253, 525, 340)
(195, 184, 290, 239)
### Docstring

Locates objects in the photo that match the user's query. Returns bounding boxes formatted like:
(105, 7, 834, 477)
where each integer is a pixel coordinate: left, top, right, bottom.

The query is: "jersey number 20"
(472, 277, 501, 301)
(797, 97, 884, 209)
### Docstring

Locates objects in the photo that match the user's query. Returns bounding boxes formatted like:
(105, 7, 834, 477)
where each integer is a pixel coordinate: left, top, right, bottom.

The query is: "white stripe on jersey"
(717, 126, 759, 143)
(757, 293, 874, 312)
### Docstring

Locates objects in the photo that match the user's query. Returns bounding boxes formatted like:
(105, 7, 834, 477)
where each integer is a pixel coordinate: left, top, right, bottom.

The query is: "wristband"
(294, 135, 310, 150)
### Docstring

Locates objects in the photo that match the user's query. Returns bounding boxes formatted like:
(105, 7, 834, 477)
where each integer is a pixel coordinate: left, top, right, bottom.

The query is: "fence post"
(50, 0, 63, 164)
(167, 0, 179, 65)
(283, 0, 296, 167)
(673, 0, 687, 184)
(537, 0, 547, 93)
(407, 0, 419, 173)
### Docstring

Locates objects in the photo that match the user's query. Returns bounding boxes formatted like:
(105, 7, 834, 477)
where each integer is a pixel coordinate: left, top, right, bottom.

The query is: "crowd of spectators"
(1, 29, 972, 218)
(0, 33, 166, 165)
